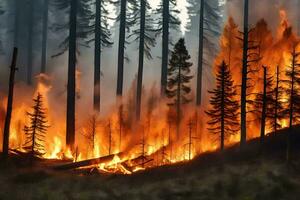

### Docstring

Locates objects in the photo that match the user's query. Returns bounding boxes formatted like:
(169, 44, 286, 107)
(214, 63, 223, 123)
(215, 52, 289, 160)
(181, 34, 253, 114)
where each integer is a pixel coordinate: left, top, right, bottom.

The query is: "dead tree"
(187, 119, 194, 160)
(260, 67, 267, 144)
(107, 120, 112, 155)
(118, 105, 124, 152)
(82, 115, 98, 153)
(285, 44, 300, 162)
(240, 0, 249, 147)
(2, 48, 18, 158)
(271, 66, 285, 133)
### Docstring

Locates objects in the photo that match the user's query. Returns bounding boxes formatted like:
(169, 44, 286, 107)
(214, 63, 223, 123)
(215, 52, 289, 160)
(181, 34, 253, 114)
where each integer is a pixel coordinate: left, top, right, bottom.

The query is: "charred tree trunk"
(176, 59, 181, 138)
(240, 0, 249, 147)
(94, 0, 102, 112)
(41, 0, 49, 73)
(188, 120, 193, 160)
(287, 48, 296, 162)
(196, 0, 204, 106)
(108, 120, 112, 155)
(27, 0, 34, 85)
(136, 0, 146, 121)
(2, 48, 18, 158)
(13, 0, 20, 47)
(66, 0, 78, 150)
(274, 66, 280, 133)
(116, 0, 126, 96)
(260, 67, 267, 145)
(220, 63, 225, 151)
(160, 0, 169, 96)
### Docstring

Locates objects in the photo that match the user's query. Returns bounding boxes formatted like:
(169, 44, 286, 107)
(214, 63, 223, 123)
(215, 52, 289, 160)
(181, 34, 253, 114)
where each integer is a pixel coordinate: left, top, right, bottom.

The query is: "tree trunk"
(41, 0, 49, 73)
(27, 0, 34, 85)
(196, 0, 204, 106)
(13, 0, 20, 47)
(94, 0, 101, 112)
(260, 67, 267, 145)
(136, 0, 146, 121)
(274, 65, 279, 133)
(2, 48, 18, 158)
(220, 63, 225, 151)
(116, 0, 126, 96)
(160, 0, 169, 95)
(240, 0, 249, 147)
(176, 59, 181, 138)
(287, 47, 296, 162)
(66, 0, 78, 150)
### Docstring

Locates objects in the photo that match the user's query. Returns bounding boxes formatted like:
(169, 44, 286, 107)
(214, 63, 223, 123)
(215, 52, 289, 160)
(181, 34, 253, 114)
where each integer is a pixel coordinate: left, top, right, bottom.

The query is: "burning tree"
(269, 66, 285, 133)
(166, 38, 193, 137)
(23, 93, 49, 158)
(285, 44, 300, 161)
(81, 115, 98, 155)
(251, 67, 274, 143)
(252, 66, 285, 142)
(206, 61, 239, 151)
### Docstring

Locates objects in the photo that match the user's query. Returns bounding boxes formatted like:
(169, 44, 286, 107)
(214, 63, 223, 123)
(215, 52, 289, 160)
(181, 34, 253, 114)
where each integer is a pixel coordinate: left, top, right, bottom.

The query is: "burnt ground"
(1, 128, 300, 200)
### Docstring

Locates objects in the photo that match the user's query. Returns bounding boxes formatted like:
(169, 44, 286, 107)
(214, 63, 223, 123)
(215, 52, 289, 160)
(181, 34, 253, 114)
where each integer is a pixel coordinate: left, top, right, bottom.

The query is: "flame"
(2, 9, 299, 174)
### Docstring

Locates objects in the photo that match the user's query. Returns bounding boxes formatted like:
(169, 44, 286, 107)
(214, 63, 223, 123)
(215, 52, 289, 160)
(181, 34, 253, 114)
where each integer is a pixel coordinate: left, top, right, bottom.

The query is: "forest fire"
(1, 8, 299, 175)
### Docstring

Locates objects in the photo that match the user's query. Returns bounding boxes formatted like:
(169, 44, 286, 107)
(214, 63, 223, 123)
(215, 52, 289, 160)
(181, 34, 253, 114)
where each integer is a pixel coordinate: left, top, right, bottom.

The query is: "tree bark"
(221, 62, 225, 151)
(240, 0, 249, 147)
(41, 0, 49, 74)
(160, 0, 169, 96)
(13, 0, 20, 48)
(116, 0, 127, 96)
(94, 0, 102, 112)
(27, 0, 34, 85)
(196, 0, 204, 106)
(2, 48, 18, 158)
(274, 66, 279, 133)
(136, 0, 146, 121)
(66, 0, 78, 150)
(260, 67, 267, 145)
(287, 47, 296, 162)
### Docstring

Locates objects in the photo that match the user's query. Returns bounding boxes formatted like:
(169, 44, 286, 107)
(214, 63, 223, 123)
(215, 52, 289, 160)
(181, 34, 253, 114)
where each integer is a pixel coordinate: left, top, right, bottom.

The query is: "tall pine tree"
(92, 0, 113, 112)
(166, 38, 193, 137)
(206, 61, 239, 151)
(23, 93, 49, 158)
(156, 0, 180, 95)
(128, 0, 156, 120)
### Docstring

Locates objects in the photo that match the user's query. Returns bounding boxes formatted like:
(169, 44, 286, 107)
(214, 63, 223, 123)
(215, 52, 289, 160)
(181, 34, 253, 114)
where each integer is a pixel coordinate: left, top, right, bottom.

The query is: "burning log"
(53, 153, 124, 170)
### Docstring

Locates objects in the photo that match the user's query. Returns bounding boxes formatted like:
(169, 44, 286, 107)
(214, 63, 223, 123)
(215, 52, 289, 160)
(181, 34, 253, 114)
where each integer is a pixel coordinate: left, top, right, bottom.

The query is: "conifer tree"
(23, 93, 49, 158)
(206, 61, 239, 151)
(270, 66, 285, 133)
(166, 38, 193, 137)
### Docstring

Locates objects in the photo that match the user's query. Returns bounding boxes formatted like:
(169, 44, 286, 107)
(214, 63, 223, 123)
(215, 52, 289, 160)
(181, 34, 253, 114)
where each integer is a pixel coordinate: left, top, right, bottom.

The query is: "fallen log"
(53, 153, 124, 170)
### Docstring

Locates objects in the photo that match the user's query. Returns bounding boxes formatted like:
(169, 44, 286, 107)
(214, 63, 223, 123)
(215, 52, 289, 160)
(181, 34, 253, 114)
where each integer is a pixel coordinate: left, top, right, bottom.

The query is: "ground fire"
(0, 8, 299, 174)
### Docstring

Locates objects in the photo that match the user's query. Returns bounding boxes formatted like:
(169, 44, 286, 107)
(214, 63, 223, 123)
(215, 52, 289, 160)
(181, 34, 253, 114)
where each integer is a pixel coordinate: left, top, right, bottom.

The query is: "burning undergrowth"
(1, 9, 300, 174)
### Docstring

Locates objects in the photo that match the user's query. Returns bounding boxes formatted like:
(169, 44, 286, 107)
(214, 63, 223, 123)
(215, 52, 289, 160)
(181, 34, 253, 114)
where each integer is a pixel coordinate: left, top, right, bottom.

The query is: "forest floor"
(1, 129, 300, 200)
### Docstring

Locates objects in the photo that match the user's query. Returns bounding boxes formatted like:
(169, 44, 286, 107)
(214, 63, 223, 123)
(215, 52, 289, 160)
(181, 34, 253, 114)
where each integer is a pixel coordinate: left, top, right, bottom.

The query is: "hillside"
(0, 128, 300, 200)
